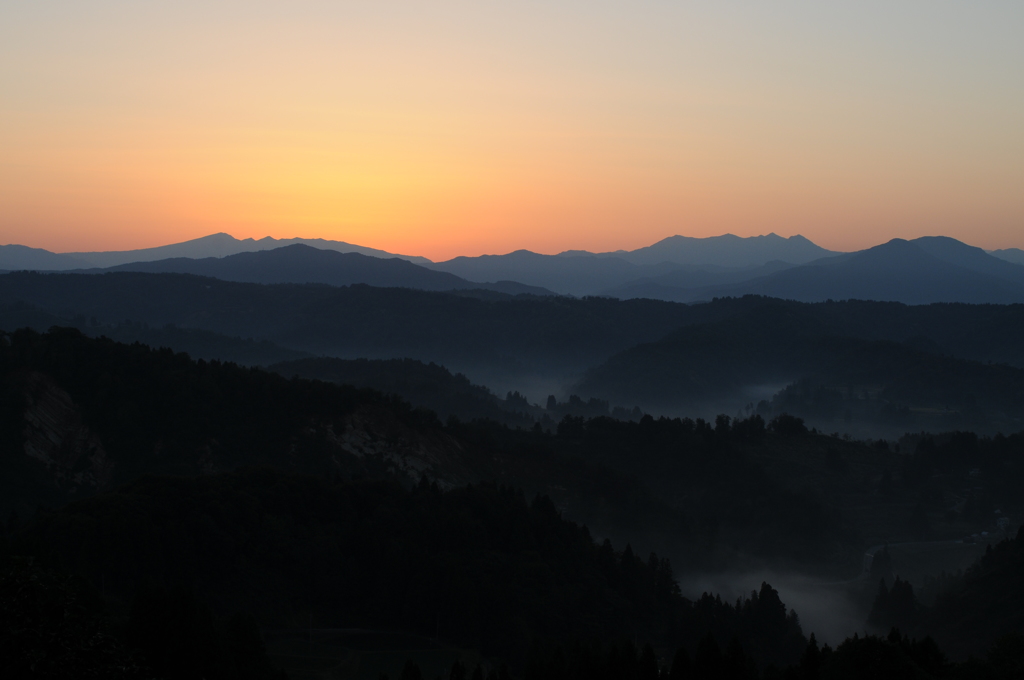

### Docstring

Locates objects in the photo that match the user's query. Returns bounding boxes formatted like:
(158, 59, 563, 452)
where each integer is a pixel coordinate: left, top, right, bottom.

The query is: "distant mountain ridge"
(698, 238, 1024, 304)
(990, 247, 1024, 266)
(5, 231, 1024, 304)
(427, 233, 840, 295)
(79, 244, 554, 296)
(425, 250, 674, 297)
(592, 232, 837, 267)
(0, 244, 94, 271)
(0, 232, 431, 271)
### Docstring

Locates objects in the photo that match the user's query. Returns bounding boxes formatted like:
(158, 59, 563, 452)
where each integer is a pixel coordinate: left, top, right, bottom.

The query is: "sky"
(2, 2, 1022, 261)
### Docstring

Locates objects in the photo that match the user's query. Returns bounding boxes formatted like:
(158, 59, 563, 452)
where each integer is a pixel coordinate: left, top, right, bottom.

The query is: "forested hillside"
(9, 471, 809, 667)
(3, 328, 1020, 574)
(3, 329, 1024, 678)
(270, 356, 540, 427)
(578, 298, 1024, 433)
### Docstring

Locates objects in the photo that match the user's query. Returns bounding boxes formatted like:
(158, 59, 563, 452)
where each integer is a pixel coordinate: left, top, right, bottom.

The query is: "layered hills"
(80, 244, 552, 295)
(0, 232, 430, 270)
(576, 298, 1024, 433)
(4, 271, 1024, 434)
(426, 233, 836, 296)
(4, 328, 1024, 675)
(6, 232, 1024, 305)
(603, 237, 1024, 304)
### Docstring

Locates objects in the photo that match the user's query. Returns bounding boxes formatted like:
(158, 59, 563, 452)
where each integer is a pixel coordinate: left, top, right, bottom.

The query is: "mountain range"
(0, 232, 430, 270)
(75, 244, 552, 296)
(610, 237, 1024, 304)
(4, 231, 1024, 304)
(423, 233, 837, 296)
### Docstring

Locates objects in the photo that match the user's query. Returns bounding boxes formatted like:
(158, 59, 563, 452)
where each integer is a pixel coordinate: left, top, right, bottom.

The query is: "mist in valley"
(679, 570, 869, 647)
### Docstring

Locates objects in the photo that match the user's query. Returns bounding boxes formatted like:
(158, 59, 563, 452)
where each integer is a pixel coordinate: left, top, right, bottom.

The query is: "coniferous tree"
(669, 647, 691, 680)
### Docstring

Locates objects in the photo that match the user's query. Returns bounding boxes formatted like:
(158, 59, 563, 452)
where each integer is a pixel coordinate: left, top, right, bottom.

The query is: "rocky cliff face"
(10, 368, 472, 511)
(327, 405, 472, 489)
(21, 371, 113, 495)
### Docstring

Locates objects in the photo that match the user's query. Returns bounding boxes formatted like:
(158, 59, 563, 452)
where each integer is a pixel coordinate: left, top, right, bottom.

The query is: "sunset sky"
(2, 2, 1022, 261)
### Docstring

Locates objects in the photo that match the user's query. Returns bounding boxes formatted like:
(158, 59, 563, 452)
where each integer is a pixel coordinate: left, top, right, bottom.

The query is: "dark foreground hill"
(0, 327, 849, 572)
(867, 526, 1024, 661)
(925, 527, 1024, 659)
(4, 329, 1024, 677)
(269, 356, 542, 427)
(9, 471, 808, 668)
(3, 328, 1021, 572)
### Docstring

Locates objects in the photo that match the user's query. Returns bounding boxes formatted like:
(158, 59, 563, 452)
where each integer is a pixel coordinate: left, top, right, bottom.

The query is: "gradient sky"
(2, 2, 1022, 260)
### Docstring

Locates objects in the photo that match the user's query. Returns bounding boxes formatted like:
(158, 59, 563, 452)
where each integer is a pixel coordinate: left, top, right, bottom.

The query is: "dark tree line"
(6, 467, 814, 670)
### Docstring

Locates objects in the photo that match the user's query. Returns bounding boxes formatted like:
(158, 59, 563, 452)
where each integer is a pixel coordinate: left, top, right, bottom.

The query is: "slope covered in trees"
(270, 356, 540, 427)
(867, 527, 1024, 660)
(2, 329, 1024, 677)
(578, 298, 1024, 433)
(3, 328, 1019, 576)
(5, 274, 1024, 386)
(91, 244, 552, 296)
(8, 470, 808, 669)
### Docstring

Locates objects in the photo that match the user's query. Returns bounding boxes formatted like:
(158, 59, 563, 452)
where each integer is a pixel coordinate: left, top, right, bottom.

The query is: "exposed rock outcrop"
(22, 371, 113, 494)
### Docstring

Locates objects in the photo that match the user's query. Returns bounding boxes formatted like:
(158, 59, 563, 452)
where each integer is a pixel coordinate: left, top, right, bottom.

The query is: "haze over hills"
(424, 250, 673, 297)
(5, 271, 1024, 676)
(5, 271, 1024, 428)
(990, 247, 1024, 266)
(593, 233, 837, 267)
(80, 244, 553, 296)
(0, 232, 430, 270)
(0, 244, 95, 271)
(0, 271, 695, 396)
(4, 327, 1024, 672)
(610, 237, 1024, 304)
(427, 233, 840, 295)
(7, 232, 1024, 305)
(575, 297, 1024, 434)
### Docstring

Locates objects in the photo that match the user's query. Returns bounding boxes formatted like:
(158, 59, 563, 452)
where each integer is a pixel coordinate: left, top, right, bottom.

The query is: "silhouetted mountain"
(83, 244, 553, 295)
(601, 260, 796, 301)
(913, 236, 1024, 283)
(66, 232, 433, 267)
(990, 247, 1024, 266)
(429, 234, 836, 296)
(1, 233, 432, 271)
(633, 238, 1024, 304)
(0, 244, 93, 271)
(600, 233, 837, 267)
(428, 250, 672, 296)
(432, 235, 1024, 303)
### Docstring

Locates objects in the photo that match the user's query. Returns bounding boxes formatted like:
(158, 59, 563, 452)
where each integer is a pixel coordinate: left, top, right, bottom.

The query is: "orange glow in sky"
(2, 2, 1022, 261)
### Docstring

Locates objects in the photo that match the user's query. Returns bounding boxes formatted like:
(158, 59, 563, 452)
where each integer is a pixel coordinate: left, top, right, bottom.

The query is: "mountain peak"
(613, 232, 837, 268)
